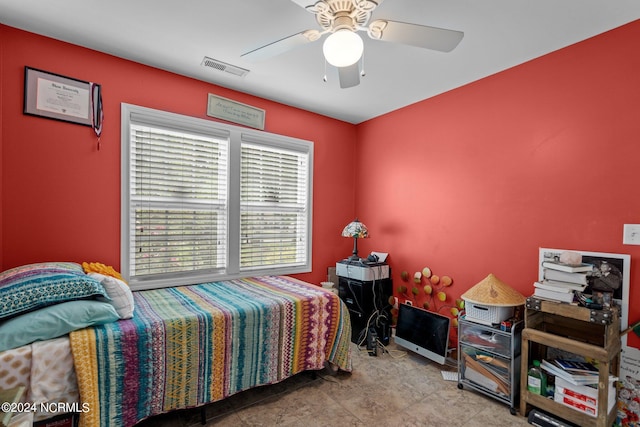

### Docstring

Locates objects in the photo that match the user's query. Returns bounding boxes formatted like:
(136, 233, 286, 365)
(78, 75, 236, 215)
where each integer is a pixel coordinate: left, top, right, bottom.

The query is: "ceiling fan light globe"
(323, 30, 364, 67)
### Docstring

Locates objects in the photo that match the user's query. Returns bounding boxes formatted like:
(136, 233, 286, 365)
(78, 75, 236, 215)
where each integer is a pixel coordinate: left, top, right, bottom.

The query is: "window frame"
(121, 103, 313, 290)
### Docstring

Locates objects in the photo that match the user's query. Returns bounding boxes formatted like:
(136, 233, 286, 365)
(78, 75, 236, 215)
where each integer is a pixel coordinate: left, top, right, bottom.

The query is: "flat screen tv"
(394, 303, 451, 365)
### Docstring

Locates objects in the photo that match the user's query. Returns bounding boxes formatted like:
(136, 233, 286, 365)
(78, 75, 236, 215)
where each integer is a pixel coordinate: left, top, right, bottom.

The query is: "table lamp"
(342, 218, 368, 261)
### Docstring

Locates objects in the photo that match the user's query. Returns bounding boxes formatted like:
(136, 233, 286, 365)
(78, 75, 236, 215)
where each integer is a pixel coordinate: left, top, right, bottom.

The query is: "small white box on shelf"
(464, 302, 514, 325)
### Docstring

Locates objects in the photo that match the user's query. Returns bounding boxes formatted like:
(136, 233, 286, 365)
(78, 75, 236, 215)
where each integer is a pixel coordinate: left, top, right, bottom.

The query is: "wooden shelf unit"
(519, 298, 620, 427)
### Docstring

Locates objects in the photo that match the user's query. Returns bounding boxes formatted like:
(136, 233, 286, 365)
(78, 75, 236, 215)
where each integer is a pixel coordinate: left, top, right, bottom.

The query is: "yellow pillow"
(82, 262, 126, 284)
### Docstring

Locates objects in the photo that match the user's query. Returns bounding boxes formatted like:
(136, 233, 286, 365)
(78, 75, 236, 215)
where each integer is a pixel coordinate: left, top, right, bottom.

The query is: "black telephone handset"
(366, 254, 379, 263)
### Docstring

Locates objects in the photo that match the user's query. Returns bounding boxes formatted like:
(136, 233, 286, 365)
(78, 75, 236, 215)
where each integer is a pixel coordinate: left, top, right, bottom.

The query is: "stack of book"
(540, 358, 599, 385)
(532, 260, 592, 303)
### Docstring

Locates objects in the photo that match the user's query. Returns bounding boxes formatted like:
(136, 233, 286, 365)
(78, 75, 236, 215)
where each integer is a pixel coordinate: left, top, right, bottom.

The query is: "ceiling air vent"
(201, 57, 249, 77)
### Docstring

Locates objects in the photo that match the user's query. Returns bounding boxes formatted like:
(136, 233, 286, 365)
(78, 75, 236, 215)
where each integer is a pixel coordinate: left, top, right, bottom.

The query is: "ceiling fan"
(241, 0, 464, 88)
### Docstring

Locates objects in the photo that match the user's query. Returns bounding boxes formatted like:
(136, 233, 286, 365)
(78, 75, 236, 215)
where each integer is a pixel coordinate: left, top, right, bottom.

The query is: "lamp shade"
(342, 218, 368, 261)
(323, 30, 364, 67)
(342, 218, 368, 239)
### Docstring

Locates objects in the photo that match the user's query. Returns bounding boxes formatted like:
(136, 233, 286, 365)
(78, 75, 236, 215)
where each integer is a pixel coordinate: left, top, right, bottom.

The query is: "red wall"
(356, 20, 640, 347)
(0, 24, 357, 285)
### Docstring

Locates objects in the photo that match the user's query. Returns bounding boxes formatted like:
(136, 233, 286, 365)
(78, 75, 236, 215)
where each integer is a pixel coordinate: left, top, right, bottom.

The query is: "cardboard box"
(554, 390, 597, 416)
(556, 385, 597, 407)
(554, 377, 615, 417)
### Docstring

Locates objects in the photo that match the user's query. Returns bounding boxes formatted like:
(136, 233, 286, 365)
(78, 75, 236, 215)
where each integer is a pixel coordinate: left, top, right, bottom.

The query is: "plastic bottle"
(527, 360, 547, 396)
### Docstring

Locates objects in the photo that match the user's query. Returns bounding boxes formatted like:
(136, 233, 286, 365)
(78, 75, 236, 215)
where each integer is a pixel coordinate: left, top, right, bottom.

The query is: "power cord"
(357, 310, 379, 349)
(375, 339, 408, 359)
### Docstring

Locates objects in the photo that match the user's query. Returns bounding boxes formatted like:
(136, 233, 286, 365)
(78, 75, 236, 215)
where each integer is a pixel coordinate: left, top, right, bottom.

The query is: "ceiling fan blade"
(292, 0, 385, 13)
(241, 30, 318, 61)
(290, 0, 317, 9)
(368, 19, 464, 52)
(338, 63, 360, 88)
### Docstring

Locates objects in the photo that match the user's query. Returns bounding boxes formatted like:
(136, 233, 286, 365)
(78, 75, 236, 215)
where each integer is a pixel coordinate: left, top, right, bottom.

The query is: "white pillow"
(88, 272, 135, 319)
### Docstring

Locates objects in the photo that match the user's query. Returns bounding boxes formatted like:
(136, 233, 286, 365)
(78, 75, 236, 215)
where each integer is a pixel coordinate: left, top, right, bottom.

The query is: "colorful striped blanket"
(69, 276, 352, 427)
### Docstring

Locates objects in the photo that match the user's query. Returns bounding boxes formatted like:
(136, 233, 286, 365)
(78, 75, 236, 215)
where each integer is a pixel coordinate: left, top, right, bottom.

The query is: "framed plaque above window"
(24, 66, 95, 126)
(207, 93, 265, 130)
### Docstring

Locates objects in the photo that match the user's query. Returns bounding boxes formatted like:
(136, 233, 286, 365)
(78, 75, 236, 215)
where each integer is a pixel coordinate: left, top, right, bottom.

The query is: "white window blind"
(240, 142, 309, 270)
(122, 104, 313, 290)
(129, 123, 229, 283)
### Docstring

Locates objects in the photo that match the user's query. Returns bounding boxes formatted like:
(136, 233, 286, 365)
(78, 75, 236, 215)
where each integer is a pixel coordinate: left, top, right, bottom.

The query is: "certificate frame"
(23, 66, 95, 126)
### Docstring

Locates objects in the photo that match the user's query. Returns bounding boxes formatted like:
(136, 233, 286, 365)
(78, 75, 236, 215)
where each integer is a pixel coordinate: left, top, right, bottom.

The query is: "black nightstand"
(336, 262, 392, 347)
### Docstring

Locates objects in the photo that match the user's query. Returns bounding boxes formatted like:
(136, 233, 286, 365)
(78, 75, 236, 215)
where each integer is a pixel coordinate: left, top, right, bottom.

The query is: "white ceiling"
(2, 0, 640, 124)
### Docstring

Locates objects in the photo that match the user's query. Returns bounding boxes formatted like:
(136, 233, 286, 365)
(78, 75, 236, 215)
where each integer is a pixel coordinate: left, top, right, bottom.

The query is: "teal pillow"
(0, 300, 119, 352)
(0, 262, 108, 320)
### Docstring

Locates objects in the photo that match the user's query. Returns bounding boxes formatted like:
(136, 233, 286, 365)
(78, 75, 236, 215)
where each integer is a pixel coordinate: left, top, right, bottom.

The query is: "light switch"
(623, 224, 640, 245)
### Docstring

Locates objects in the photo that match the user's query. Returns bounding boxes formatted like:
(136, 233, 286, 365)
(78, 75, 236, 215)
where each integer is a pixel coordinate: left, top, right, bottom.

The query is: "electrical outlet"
(623, 224, 640, 245)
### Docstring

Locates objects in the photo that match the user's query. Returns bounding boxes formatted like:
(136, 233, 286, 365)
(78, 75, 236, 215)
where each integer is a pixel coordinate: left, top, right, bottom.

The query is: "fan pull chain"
(360, 52, 366, 77)
(323, 59, 328, 82)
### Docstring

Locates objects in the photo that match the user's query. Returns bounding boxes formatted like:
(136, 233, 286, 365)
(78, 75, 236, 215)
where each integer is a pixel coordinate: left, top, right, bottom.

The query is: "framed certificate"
(24, 66, 95, 126)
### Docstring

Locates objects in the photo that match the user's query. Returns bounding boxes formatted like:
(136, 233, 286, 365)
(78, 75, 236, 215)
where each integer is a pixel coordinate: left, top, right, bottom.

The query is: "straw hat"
(461, 273, 525, 307)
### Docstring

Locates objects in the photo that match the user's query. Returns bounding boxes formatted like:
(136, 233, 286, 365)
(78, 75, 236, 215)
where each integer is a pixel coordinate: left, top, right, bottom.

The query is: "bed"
(0, 265, 352, 427)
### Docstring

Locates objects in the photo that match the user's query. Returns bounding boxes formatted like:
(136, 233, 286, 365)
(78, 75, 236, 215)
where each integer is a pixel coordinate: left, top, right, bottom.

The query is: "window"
(122, 104, 313, 290)
(240, 138, 309, 270)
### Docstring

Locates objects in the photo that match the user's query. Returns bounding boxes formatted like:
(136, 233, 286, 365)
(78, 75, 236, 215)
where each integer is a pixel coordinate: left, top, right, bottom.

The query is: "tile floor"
(136, 341, 532, 427)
